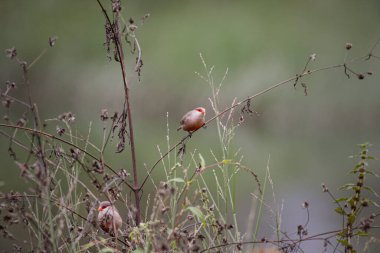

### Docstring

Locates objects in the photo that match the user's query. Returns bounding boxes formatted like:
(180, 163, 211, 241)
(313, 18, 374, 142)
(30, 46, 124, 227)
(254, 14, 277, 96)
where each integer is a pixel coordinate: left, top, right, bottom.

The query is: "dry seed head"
(357, 74, 365, 80)
(56, 126, 65, 136)
(5, 47, 17, 59)
(2, 98, 13, 108)
(100, 109, 109, 121)
(48, 36, 57, 47)
(322, 183, 328, 192)
(309, 53, 316, 61)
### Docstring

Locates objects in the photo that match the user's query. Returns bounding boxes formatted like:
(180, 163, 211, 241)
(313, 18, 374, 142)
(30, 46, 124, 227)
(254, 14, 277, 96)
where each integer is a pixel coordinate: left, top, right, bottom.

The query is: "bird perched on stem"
(97, 201, 122, 235)
(177, 107, 206, 133)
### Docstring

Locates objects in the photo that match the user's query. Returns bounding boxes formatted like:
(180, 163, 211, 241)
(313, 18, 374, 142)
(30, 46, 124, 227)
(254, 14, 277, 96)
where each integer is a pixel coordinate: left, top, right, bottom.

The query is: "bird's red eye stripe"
(98, 205, 108, 211)
(196, 108, 204, 113)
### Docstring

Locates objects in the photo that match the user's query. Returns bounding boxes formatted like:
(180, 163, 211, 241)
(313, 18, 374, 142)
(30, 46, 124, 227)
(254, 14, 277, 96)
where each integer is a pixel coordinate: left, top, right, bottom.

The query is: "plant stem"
(96, 0, 141, 224)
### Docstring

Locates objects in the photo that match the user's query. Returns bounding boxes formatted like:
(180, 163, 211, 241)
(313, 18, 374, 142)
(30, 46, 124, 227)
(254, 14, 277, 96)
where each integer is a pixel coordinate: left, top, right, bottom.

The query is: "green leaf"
(187, 206, 203, 218)
(167, 178, 185, 184)
(187, 206, 206, 225)
(222, 159, 232, 164)
(348, 198, 355, 207)
(339, 183, 355, 190)
(81, 241, 95, 250)
(356, 231, 369, 237)
(335, 197, 348, 203)
(337, 239, 350, 247)
(81, 237, 107, 250)
(337, 229, 347, 237)
(101, 248, 116, 253)
(368, 199, 380, 207)
(363, 186, 379, 197)
(348, 214, 356, 225)
(199, 153, 206, 168)
(334, 207, 345, 215)
(365, 170, 379, 177)
(357, 142, 369, 148)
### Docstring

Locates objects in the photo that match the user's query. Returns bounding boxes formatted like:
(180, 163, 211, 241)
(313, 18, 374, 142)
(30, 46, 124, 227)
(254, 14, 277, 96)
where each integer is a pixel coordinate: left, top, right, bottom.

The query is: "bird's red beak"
(98, 206, 103, 211)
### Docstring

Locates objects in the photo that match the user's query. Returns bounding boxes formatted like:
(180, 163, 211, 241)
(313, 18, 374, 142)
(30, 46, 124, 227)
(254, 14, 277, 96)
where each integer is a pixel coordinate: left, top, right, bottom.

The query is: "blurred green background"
(1, 0, 380, 252)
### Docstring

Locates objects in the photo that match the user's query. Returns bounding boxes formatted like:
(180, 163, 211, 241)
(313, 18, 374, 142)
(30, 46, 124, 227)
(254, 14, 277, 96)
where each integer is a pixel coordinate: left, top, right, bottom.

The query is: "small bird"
(97, 201, 122, 235)
(177, 107, 206, 133)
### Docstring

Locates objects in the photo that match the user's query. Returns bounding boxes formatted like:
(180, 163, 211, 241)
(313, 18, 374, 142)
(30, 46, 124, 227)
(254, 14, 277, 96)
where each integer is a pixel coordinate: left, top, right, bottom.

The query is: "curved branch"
(140, 63, 345, 189)
(142, 42, 380, 188)
(199, 222, 380, 253)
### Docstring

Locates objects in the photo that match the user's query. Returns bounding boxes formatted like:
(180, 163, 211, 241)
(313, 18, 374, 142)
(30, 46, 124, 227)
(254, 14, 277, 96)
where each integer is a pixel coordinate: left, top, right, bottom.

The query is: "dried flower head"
(5, 47, 17, 59)
(2, 98, 14, 108)
(58, 112, 75, 123)
(128, 24, 138, 32)
(100, 109, 109, 121)
(56, 126, 65, 136)
(322, 183, 328, 192)
(16, 116, 27, 127)
(48, 36, 58, 47)
(141, 13, 150, 24)
(6, 81, 16, 89)
(112, 0, 121, 12)
(309, 53, 317, 61)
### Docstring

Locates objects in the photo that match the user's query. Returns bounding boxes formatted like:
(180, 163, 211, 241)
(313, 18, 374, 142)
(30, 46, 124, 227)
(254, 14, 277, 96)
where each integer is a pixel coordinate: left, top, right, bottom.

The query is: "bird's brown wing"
(99, 212, 112, 232)
(180, 111, 192, 125)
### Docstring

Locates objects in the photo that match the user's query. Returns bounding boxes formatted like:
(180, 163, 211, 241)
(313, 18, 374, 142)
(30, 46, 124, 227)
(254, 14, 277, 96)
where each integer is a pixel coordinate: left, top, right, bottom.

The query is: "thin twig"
(141, 63, 346, 189)
(199, 224, 380, 253)
(27, 48, 48, 70)
(0, 123, 133, 190)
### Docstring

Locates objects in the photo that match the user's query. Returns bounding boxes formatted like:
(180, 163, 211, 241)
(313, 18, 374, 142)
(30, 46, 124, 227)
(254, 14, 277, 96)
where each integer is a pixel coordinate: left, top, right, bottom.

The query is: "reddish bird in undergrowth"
(97, 201, 122, 235)
(177, 107, 206, 133)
